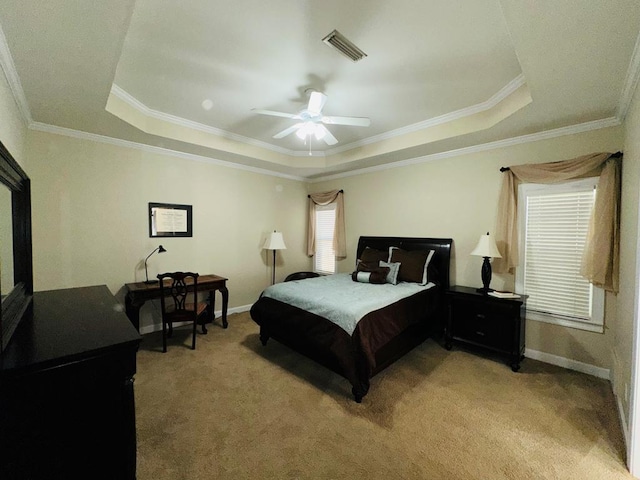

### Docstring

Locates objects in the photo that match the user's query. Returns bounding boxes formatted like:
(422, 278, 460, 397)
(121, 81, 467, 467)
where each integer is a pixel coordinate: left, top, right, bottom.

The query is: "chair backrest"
(284, 271, 320, 282)
(157, 272, 200, 318)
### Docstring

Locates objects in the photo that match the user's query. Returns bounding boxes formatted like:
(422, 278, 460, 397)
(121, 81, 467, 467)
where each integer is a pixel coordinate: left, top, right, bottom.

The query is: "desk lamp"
(144, 245, 166, 284)
(470, 232, 502, 293)
(263, 231, 287, 285)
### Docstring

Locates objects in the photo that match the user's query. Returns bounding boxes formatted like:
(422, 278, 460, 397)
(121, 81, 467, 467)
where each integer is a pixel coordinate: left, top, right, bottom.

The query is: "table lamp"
(263, 231, 287, 285)
(144, 245, 166, 284)
(470, 232, 502, 293)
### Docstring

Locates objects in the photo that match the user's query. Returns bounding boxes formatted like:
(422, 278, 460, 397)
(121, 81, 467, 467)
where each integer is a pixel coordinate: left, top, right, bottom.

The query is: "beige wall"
(311, 126, 624, 369)
(0, 66, 26, 297)
(0, 67, 26, 165)
(26, 130, 311, 331)
(614, 82, 640, 424)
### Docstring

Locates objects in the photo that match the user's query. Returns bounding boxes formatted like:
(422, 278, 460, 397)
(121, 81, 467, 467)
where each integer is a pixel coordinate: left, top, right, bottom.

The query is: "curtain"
(307, 189, 347, 259)
(493, 152, 621, 293)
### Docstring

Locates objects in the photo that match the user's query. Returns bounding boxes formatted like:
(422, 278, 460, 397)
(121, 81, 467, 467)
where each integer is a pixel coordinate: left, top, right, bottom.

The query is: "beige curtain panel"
(493, 152, 621, 293)
(307, 189, 347, 259)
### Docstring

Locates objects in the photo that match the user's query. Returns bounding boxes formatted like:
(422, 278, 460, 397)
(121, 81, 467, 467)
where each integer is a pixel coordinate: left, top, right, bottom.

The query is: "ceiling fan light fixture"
(253, 91, 370, 146)
(296, 121, 317, 140)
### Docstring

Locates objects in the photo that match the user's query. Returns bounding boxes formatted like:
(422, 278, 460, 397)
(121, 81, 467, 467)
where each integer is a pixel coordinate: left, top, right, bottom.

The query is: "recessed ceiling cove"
(108, 0, 527, 169)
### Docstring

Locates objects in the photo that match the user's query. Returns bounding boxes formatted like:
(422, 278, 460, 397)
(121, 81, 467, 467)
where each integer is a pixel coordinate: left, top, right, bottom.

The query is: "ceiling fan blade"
(307, 91, 327, 114)
(273, 123, 303, 139)
(252, 108, 300, 120)
(322, 115, 371, 127)
(318, 125, 338, 145)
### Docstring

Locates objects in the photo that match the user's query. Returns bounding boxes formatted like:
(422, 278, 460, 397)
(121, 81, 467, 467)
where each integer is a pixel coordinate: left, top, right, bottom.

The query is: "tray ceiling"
(1, 0, 639, 179)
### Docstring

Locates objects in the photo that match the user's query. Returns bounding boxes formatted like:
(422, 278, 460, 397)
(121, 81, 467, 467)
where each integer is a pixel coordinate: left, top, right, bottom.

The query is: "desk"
(125, 274, 228, 333)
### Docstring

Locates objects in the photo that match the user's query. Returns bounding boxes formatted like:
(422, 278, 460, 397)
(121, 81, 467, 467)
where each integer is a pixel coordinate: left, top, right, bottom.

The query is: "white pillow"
(422, 249, 435, 285)
(379, 260, 401, 285)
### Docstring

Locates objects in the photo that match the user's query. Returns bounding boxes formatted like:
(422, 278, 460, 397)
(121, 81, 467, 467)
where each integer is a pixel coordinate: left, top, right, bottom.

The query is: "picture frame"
(149, 202, 193, 238)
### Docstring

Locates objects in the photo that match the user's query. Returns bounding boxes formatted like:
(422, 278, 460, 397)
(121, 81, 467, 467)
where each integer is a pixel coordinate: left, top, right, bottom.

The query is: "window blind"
(314, 203, 336, 274)
(523, 188, 595, 321)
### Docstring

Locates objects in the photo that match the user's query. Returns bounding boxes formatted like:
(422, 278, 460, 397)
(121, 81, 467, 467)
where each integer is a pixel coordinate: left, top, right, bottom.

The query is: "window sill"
(527, 311, 604, 333)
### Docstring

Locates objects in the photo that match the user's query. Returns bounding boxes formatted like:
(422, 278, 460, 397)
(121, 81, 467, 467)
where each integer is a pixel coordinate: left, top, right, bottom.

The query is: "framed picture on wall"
(149, 202, 193, 237)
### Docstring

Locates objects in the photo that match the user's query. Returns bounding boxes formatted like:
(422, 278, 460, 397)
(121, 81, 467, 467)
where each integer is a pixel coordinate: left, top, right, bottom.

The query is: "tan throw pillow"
(389, 248, 435, 284)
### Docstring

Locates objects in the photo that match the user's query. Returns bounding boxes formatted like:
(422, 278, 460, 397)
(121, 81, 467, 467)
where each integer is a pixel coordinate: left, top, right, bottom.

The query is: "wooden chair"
(157, 272, 208, 352)
(284, 271, 320, 282)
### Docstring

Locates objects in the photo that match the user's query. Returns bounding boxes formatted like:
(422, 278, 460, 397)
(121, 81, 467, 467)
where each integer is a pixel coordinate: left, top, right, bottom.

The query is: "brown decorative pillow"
(389, 248, 435, 284)
(359, 247, 389, 266)
(351, 262, 390, 284)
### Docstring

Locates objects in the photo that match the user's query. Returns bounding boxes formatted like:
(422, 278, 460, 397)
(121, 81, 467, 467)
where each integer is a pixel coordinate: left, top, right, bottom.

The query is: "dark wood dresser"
(444, 285, 527, 371)
(0, 285, 141, 480)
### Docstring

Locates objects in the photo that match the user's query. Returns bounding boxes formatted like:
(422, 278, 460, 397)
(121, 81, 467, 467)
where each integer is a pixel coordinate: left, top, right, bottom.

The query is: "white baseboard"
(139, 304, 252, 335)
(525, 348, 611, 380)
(616, 392, 630, 449)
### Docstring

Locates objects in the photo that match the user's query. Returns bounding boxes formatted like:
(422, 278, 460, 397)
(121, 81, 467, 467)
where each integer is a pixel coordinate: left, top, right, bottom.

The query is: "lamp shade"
(263, 231, 287, 250)
(470, 232, 502, 258)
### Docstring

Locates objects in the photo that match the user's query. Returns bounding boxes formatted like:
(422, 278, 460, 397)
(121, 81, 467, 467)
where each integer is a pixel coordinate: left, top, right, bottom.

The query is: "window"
(314, 203, 336, 274)
(516, 178, 604, 333)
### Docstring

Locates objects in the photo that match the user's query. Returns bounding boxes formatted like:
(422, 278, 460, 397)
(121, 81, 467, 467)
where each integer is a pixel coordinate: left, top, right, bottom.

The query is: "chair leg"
(162, 318, 167, 353)
(192, 317, 197, 350)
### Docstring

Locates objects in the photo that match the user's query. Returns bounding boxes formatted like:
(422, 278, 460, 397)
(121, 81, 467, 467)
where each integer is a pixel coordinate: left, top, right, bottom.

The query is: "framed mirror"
(0, 140, 33, 353)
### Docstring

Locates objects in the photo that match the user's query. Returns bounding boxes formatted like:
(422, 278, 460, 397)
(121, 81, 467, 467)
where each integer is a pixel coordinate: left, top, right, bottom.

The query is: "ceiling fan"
(252, 90, 370, 145)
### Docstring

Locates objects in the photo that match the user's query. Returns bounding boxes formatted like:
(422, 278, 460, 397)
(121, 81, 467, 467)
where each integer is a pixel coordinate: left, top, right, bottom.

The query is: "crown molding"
(112, 76, 526, 159)
(324, 74, 527, 156)
(0, 22, 32, 126)
(28, 122, 307, 182)
(618, 29, 640, 121)
(309, 117, 621, 183)
(29, 116, 620, 184)
(110, 84, 301, 157)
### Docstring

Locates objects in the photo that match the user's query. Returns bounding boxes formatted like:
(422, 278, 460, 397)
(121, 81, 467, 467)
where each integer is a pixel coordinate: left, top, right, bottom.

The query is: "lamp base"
(143, 279, 159, 285)
(478, 257, 493, 294)
(476, 287, 494, 294)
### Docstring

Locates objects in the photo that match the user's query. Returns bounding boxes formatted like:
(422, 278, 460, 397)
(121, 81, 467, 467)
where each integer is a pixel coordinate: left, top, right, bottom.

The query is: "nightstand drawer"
(445, 286, 527, 372)
(451, 303, 513, 350)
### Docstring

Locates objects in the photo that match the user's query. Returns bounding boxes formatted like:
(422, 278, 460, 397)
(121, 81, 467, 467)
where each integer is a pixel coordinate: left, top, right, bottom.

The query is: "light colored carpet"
(135, 312, 632, 480)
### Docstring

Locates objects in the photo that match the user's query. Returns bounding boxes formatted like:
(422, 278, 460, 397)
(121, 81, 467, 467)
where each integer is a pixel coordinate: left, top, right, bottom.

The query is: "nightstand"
(444, 286, 527, 371)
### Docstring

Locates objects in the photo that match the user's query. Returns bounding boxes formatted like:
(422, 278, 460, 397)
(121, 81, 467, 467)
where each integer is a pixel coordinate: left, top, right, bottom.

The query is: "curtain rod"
(499, 151, 623, 172)
(308, 189, 344, 198)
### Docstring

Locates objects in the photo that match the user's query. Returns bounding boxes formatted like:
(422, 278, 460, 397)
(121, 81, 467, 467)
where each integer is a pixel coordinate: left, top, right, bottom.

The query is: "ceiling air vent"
(322, 30, 367, 62)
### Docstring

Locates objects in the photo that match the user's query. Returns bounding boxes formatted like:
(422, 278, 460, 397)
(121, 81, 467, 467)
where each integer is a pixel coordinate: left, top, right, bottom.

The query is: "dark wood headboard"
(356, 236, 453, 290)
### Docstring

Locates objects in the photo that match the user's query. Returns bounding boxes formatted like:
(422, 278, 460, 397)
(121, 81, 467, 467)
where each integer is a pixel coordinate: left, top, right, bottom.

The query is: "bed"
(250, 236, 452, 402)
